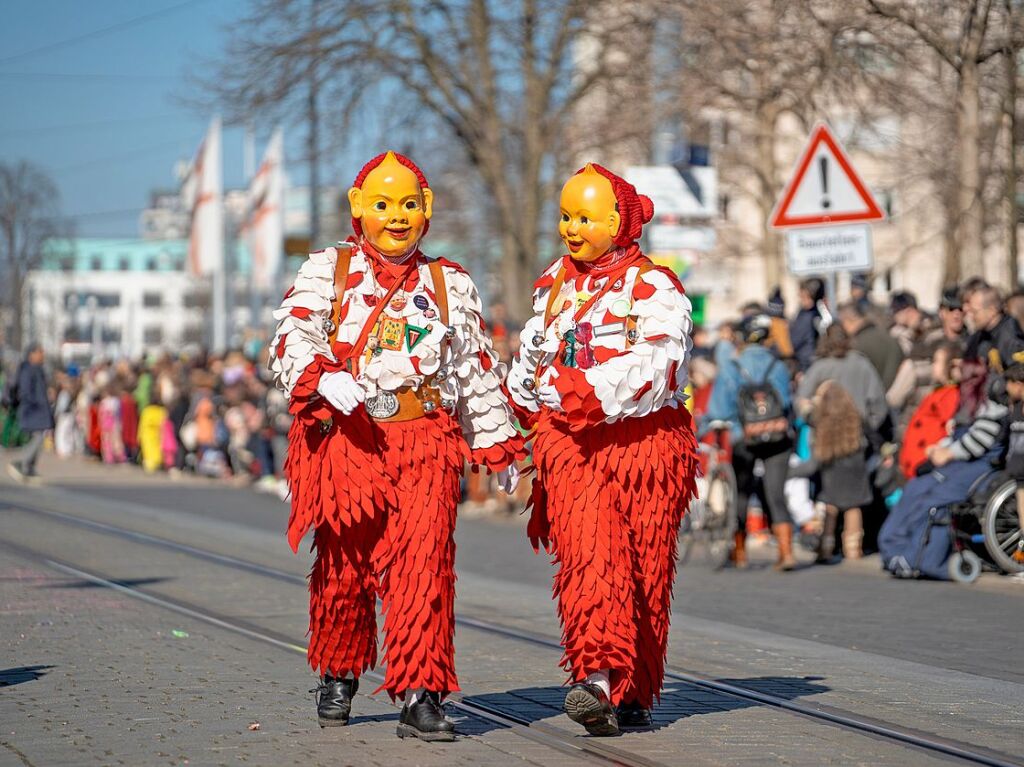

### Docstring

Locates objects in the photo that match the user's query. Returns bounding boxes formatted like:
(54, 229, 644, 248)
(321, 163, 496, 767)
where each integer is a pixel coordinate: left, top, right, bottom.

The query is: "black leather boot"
(563, 682, 620, 736)
(312, 675, 358, 727)
(616, 701, 652, 729)
(396, 691, 456, 742)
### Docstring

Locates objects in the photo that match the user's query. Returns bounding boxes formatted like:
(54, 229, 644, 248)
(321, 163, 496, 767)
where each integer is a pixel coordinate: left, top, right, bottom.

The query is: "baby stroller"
(938, 471, 1023, 583)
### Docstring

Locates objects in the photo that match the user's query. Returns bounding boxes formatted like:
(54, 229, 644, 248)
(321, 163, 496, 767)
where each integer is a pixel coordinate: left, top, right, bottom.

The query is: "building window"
(143, 327, 163, 345)
(119, 257, 130, 271)
(183, 291, 210, 309)
(101, 328, 122, 343)
(90, 256, 102, 271)
(147, 258, 158, 271)
(60, 257, 74, 272)
(95, 293, 120, 308)
(182, 325, 204, 344)
(142, 292, 162, 308)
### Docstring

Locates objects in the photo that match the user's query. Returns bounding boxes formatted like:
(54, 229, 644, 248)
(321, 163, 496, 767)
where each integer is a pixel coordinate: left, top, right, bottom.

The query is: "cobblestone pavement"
(1, 452, 1022, 766)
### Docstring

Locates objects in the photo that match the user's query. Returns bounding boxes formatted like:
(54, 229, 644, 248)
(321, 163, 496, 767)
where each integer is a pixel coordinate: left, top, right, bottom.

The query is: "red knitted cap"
(350, 151, 431, 238)
(579, 163, 654, 247)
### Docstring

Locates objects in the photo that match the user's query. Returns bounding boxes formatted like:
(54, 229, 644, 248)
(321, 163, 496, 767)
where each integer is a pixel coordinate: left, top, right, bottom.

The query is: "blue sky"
(0, 0, 323, 238)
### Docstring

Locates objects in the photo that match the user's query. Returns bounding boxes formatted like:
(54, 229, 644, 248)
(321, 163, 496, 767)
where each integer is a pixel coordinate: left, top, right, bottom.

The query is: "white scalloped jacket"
(507, 256, 694, 423)
(268, 244, 521, 453)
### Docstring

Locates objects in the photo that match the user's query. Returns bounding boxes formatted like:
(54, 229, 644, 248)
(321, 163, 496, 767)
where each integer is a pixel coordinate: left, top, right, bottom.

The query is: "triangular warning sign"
(771, 123, 885, 228)
(405, 324, 427, 351)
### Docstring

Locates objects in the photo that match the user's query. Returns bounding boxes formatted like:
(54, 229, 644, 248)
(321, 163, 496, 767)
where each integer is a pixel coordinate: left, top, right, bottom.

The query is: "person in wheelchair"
(1002, 365, 1024, 575)
(878, 360, 1012, 579)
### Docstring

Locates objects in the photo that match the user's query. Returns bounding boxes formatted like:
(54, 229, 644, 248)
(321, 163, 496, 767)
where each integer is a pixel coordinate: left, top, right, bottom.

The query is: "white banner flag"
(180, 117, 224, 277)
(242, 127, 285, 291)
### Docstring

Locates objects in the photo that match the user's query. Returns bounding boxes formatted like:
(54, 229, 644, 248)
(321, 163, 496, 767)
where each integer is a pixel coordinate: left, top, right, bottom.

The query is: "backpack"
(737, 358, 789, 444)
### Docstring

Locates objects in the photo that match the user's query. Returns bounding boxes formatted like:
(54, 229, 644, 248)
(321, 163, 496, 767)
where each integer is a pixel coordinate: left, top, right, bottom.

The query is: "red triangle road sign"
(770, 123, 885, 228)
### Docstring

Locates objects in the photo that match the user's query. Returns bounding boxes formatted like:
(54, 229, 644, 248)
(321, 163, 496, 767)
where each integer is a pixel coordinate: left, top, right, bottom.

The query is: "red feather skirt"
(527, 405, 698, 708)
(287, 410, 463, 699)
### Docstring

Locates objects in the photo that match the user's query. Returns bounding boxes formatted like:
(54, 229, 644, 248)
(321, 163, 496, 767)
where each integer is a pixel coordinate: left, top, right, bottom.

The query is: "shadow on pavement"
(38, 576, 171, 590)
(348, 712, 401, 727)
(457, 676, 831, 734)
(0, 665, 54, 687)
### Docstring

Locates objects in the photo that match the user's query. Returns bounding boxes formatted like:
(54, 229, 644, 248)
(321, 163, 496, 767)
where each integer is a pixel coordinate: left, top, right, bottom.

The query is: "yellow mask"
(558, 164, 621, 263)
(348, 152, 433, 258)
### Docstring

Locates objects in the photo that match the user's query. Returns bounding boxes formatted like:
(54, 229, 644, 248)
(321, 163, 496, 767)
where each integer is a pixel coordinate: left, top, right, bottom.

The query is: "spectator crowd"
(4, 279, 1024, 580)
(2, 349, 293, 498)
(693, 276, 1024, 580)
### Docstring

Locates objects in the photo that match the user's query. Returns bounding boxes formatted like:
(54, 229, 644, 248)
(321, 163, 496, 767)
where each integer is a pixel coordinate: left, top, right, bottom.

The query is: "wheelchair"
(942, 471, 1024, 583)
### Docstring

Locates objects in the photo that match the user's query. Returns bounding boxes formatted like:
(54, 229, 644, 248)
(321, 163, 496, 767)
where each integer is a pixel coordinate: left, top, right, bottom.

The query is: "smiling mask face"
(558, 165, 621, 263)
(348, 152, 433, 258)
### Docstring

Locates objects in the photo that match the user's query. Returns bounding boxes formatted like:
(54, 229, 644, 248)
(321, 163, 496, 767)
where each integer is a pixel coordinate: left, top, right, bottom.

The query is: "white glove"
(497, 464, 520, 494)
(537, 381, 562, 411)
(316, 370, 365, 415)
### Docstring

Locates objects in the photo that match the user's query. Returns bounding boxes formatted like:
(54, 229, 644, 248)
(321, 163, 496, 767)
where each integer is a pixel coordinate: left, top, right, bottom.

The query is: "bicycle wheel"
(982, 480, 1024, 574)
(704, 463, 738, 568)
(677, 512, 695, 566)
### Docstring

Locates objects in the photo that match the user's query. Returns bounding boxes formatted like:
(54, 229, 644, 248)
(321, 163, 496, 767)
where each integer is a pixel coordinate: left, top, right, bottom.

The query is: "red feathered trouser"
(291, 410, 463, 700)
(527, 405, 698, 709)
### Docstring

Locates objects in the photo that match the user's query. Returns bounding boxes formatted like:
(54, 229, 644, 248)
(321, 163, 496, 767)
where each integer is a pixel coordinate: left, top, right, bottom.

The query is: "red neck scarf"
(566, 243, 644, 281)
(360, 238, 423, 291)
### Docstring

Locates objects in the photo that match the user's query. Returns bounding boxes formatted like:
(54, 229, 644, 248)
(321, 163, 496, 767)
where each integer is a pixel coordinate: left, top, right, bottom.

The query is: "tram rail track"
(3, 497, 1022, 767)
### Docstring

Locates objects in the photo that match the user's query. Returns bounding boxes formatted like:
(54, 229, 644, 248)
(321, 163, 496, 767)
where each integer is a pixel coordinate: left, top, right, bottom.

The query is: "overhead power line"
(0, 0, 211, 67)
(50, 139, 190, 175)
(0, 71, 177, 82)
(0, 114, 183, 139)
(65, 206, 147, 220)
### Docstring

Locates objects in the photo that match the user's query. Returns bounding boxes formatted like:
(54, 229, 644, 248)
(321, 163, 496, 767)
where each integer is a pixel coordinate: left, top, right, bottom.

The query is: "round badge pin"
(611, 299, 631, 318)
(413, 294, 429, 310)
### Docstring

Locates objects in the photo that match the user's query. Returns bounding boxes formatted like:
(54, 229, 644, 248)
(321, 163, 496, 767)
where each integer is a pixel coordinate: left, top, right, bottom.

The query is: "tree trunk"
(9, 267, 24, 352)
(1006, 15, 1020, 287)
(956, 50, 986, 280)
(500, 229, 530, 323)
(755, 107, 782, 290)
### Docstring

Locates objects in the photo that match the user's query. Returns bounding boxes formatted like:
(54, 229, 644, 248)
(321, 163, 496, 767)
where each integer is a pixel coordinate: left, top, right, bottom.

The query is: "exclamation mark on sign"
(820, 155, 830, 210)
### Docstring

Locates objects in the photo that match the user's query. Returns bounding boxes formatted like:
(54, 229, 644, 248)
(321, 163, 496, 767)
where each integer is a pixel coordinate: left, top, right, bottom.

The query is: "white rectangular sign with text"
(786, 224, 873, 275)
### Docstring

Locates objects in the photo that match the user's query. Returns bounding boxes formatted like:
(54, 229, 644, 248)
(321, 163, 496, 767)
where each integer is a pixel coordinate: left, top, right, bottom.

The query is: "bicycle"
(678, 421, 739, 568)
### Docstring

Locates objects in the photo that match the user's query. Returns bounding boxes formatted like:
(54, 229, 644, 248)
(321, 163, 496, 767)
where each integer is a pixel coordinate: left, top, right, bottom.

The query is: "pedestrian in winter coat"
(704, 313, 797, 570)
(837, 300, 904, 391)
(791, 380, 873, 561)
(7, 343, 54, 480)
(789, 277, 828, 372)
(796, 324, 888, 447)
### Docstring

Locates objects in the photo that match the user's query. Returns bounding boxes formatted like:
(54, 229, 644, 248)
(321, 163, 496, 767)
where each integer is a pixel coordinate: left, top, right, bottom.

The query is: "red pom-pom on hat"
(350, 151, 431, 238)
(579, 163, 654, 247)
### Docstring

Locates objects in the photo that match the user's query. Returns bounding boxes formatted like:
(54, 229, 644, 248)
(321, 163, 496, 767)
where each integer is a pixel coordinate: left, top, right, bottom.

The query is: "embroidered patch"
(379, 317, 406, 351)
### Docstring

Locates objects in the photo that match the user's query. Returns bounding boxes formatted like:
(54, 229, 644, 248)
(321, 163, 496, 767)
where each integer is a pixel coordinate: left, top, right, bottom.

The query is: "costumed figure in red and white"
(507, 163, 698, 735)
(269, 151, 524, 741)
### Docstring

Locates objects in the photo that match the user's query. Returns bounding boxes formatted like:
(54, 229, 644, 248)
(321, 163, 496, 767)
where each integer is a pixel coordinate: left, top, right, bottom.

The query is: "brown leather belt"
(369, 384, 443, 423)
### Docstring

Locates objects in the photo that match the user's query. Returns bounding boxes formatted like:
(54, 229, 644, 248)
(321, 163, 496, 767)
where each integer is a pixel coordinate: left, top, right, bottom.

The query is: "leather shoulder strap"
(428, 260, 449, 326)
(327, 244, 353, 347)
(542, 266, 568, 329)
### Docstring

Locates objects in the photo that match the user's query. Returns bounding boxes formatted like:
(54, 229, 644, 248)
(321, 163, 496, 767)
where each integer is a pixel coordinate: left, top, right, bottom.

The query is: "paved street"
(2, 452, 1022, 767)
